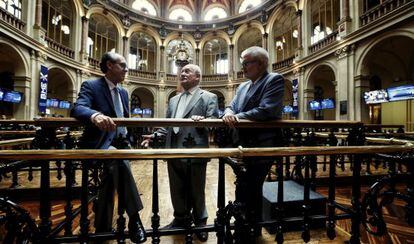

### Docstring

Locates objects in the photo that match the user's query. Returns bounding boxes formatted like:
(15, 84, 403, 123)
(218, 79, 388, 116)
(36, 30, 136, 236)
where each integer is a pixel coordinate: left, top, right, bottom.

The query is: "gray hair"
(241, 46, 269, 66)
(183, 64, 202, 80)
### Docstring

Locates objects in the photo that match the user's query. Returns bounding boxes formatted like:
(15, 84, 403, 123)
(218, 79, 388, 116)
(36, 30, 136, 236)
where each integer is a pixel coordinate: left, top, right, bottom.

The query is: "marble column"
(80, 16, 89, 63)
(295, 10, 303, 58)
(228, 44, 234, 80)
(13, 76, 31, 119)
(122, 36, 129, 59)
(354, 75, 370, 123)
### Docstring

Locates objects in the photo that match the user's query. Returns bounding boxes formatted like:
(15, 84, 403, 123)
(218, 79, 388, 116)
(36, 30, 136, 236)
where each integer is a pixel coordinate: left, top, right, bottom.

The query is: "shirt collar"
(104, 76, 118, 90)
(184, 85, 199, 95)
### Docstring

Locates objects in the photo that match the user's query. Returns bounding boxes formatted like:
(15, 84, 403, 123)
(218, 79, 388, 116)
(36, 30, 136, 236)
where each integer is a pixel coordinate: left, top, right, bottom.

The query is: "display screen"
(321, 98, 335, 109)
(59, 101, 71, 109)
(0, 89, 3, 100)
(2, 90, 22, 103)
(363, 89, 388, 104)
(142, 108, 152, 115)
(132, 108, 142, 115)
(48, 98, 59, 108)
(387, 85, 414, 102)
(283, 105, 293, 113)
(309, 100, 321, 110)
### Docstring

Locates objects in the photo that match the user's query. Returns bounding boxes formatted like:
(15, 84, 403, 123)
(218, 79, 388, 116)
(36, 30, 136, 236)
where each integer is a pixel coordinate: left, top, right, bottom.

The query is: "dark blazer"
(71, 77, 130, 149)
(224, 71, 284, 146)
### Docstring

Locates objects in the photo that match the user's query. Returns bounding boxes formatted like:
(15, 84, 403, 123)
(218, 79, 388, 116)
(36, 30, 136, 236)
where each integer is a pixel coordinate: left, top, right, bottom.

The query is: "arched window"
(203, 38, 228, 74)
(238, 0, 261, 13)
(129, 32, 156, 72)
(310, 0, 339, 45)
(87, 15, 118, 60)
(169, 8, 192, 21)
(204, 7, 227, 21)
(237, 28, 262, 69)
(0, 0, 21, 19)
(166, 38, 194, 74)
(131, 0, 157, 16)
(41, 0, 72, 47)
(273, 7, 298, 62)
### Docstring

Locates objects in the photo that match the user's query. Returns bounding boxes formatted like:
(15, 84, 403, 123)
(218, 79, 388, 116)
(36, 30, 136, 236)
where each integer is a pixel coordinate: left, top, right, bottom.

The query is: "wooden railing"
(44, 37, 75, 59)
(0, 118, 412, 244)
(360, 0, 412, 26)
(272, 56, 295, 71)
(128, 69, 156, 79)
(308, 30, 339, 54)
(0, 7, 25, 31)
(202, 74, 228, 82)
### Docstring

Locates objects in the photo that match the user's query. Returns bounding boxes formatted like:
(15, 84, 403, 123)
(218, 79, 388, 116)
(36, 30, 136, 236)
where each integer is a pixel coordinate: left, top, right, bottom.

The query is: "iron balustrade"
(0, 118, 413, 243)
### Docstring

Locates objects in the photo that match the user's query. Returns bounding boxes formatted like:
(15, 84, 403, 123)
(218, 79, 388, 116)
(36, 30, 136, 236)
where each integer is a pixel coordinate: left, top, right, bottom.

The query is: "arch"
(72, 0, 85, 17)
(86, 6, 125, 37)
(355, 31, 414, 76)
(130, 86, 155, 117)
(209, 89, 226, 110)
(266, 0, 298, 34)
(168, 4, 194, 21)
(232, 20, 265, 45)
(0, 40, 28, 77)
(47, 65, 76, 91)
(163, 31, 197, 48)
(304, 61, 337, 89)
(126, 23, 162, 46)
(202, 4, 229, 21)
(199, 30, 231, 49)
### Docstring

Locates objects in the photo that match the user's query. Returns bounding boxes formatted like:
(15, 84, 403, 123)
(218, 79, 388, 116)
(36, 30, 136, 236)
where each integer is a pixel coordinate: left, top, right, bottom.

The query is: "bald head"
(179, 64, 201, 90)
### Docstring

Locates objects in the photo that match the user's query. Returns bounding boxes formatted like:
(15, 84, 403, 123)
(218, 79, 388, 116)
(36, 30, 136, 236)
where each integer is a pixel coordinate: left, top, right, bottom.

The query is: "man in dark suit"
(71, 52, 146, 243)
(142, 64, 218, 242)
(222, 46, 284, 236)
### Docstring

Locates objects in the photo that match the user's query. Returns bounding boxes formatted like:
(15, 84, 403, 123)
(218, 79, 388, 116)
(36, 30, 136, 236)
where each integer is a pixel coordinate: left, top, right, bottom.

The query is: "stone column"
(33, 0, 46, 43)
(228, 44, 234, 80)
(13, 76, 31, 119)
(29, 50, 45, 118)
(335, 44, 356, 120)
(195, 48, 200, 66)
(295, 10, 303, 58)
(157, 84, 166, 117)
(295, 67, 305, 120)
(354, 75, 370, 123)
(34, 0, 42, 28)
(303, 88, 315, 120)
(122, 36, 129, 59)
(262, 33, 268, 50)
(80, 16, 89, 63)
(25, 1, 36, 36)
(338, 0, 352, 37)
(225, 84, 234, 106)
(159, 45, 165, 81)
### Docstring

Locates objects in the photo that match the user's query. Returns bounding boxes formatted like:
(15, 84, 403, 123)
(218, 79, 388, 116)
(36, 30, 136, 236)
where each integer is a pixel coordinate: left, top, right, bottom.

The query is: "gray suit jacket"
(156, 87, 218, 152)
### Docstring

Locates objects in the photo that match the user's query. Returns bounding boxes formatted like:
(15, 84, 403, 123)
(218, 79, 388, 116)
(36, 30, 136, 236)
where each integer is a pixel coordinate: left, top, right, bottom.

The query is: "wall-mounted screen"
(321, 98, 335, 109)
(0, 89, 4, 100)
(59, 101, 71, 109)
(283, 105, 293, 113)
(132, 108, 142, 115)
(387, 85, 414, 102)
(2, 90, 22, 103)
(309, 100, 321, 110)
(48, 98, 59, 108)
(142, 108, 152, 116)
(363, 89, 388, 104)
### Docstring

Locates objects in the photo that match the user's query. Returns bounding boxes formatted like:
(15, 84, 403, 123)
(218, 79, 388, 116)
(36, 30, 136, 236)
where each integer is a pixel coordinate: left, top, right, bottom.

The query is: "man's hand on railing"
(191, 115, 205, 121)
(222, 113, 239, 128)
(141, 134, 154, 148)
(92, 114, 116, 132)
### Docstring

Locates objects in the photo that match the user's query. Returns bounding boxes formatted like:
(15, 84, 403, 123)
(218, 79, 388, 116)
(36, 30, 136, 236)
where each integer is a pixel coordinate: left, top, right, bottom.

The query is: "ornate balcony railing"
(0, 7, 25, 31)
(166, 73, 178, 82)
(44, 37, 75, 59)
(0, 118, 413, 244)
(88, 57, 100, 69)
(128, 69, 157, 79)
(360, 0, 412, 26)
(236, 71, 244, 79)
(272, 56, 295, 71)
(202, 74, 228, 82)
(308, 30, 339, 54)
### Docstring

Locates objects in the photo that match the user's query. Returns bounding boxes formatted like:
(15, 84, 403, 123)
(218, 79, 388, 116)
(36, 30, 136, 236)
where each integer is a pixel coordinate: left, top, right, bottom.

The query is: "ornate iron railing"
(360, 0, 412, 26)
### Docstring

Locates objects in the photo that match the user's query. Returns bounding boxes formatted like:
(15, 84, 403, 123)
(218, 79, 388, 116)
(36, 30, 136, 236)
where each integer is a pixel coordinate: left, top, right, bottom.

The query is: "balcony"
(166, 73, 178, 82)
(128, 69, 156, 79)
(0, 7, 24, 31)
(272, 56, 295, 71)
(202, 74, 228, 82)
(88, 57, 100, 69)
(44, 37, 74, 59)
(308, 30, 339, 54)
(360, 0, 412, 26)
(236, 71, 244, 79)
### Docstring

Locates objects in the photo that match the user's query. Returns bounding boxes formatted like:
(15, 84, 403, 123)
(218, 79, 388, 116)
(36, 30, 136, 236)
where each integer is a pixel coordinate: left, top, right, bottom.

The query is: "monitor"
(3, 91, 22, 103)
(387, 85, 414, 102)
(0, 88, 3, 101)
(132, 108, 142, 115)
(59, 100, 71, 109)
(363, 89, 388, 104)
(321, 98, 335, 109)
(309, 100, 321, 110)
(49, 98, 59, 108)
(283, 105, 293, 113)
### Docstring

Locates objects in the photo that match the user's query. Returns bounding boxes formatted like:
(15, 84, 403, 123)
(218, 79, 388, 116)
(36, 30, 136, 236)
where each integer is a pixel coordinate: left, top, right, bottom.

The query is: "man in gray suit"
(142, 64, 218, 242)
(222, 46, 284, 237)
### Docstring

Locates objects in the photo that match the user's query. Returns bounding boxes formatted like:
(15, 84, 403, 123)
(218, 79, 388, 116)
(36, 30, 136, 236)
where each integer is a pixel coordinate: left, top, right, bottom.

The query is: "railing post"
(215, 157, 226, 243)
(275, 157, 284, 244)
(151, 133, 161, 244)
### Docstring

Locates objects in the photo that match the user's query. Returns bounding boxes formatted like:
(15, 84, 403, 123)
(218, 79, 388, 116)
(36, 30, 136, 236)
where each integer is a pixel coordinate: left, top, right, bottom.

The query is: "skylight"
(132, 0, 157, 16)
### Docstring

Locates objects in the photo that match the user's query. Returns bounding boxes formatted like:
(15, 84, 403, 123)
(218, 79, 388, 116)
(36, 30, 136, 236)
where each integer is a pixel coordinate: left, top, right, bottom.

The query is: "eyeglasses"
(241, 60, 258, 67)
(113, 62, 128, 70)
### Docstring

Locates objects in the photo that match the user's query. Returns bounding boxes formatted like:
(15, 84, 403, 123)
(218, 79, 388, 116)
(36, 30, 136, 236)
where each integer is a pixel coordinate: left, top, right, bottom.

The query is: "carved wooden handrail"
(0, 118, 363, 128)
(44, 37, 75, 59)
(0, 145, 412, 160)
(0, 132, 82, 147)
(272, 56, 295, 71)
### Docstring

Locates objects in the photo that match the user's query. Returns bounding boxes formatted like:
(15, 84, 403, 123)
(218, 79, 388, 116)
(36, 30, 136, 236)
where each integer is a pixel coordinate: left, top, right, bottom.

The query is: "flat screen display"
(363, 89, 388, 104)
(3, 90, 22, 103)
(387, 85, 414, 102)
(283, 105, 293, 113)
(48, 98, 59, 108)
(59, 101, 71, 109)
(309, 100, 321, 110)
(132, 108, 142, 115)
(0, 89, 3, 101)
(143, 108, 152, 115)
(321, 98, 335, 109)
